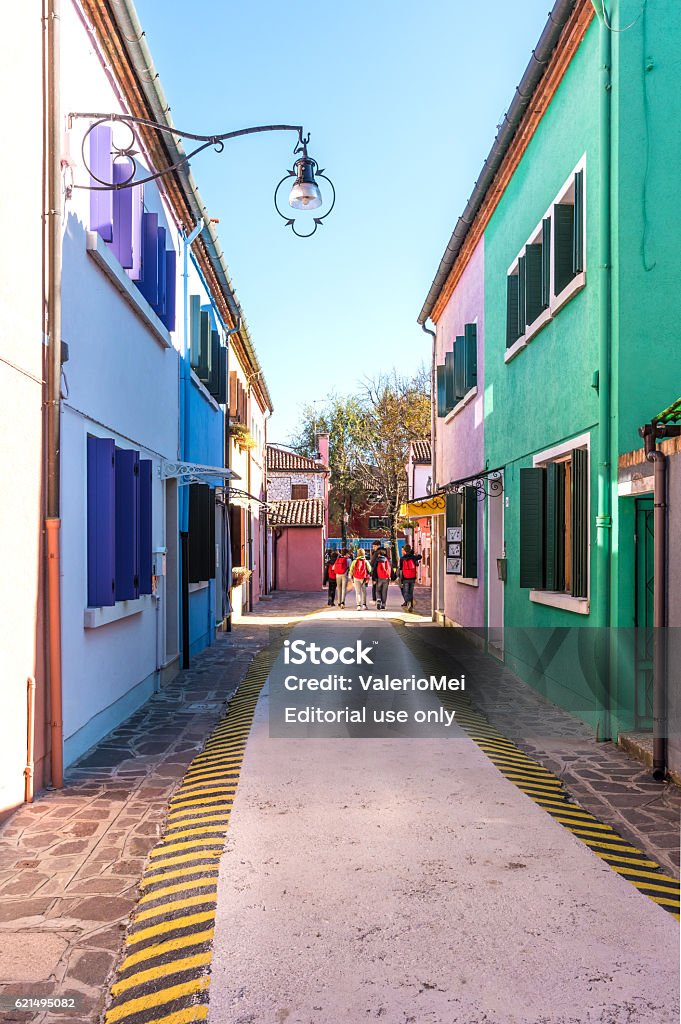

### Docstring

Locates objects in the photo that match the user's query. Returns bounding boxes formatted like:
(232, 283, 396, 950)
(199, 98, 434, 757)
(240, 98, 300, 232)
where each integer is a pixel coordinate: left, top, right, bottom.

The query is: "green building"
(420, 0, 681, 744)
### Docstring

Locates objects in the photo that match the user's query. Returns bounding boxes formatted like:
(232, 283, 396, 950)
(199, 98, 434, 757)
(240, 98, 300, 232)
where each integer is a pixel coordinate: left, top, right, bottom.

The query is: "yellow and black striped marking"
(103, 637, 282, 1024)
(395, 624, 680, 918)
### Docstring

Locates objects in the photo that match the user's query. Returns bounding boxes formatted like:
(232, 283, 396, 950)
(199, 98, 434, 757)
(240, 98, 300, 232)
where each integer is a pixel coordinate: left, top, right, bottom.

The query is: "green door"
(634, 497, 654, 729)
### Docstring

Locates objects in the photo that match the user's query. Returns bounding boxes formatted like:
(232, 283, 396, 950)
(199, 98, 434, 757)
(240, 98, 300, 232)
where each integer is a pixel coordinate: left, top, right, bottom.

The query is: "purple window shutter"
(112, 160, 134, 268)
(136, 212, 159, 306)
(162, 249, 177, 331)
(114, 447, 140, 601)
(89, 125, 114, 242)
(129, 185, 144, 281)
(87, 436, 116, 607)
(155, 226, 167, 318)
(139, 460, 153, 595)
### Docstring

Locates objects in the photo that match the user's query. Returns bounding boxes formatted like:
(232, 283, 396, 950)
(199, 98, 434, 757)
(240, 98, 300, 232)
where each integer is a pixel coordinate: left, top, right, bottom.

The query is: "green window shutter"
(436, 365, 446, 417)
(446, 491, 462, 531)
(571, 448, 588, 598)
(541, 218, 551, 309)
(506, 274, 520, 348)
(444, 351, 456, 412)
(519, 468, 546, 588)
(525, 244, 543, 326)
(554, 202, 575, 295)
(545, 461, 565, 592)
(573, 170, 584, 274)
(208, 330, 220, 397)
(517, 255, 526, 331)
(198, 310, 211, 383)
(463, 485, 478, 579)
(189, 294, 201, 370)
(464, 323, 477, 390)
(454, 336, 466, 401)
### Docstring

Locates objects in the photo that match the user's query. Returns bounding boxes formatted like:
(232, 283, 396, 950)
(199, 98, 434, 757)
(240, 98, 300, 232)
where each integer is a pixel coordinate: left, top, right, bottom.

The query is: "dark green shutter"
(525, 244, 543, 326)
(436, 365, 446, 417)
(454, 336, 466, 401)
(573, 170, 584, 273)
(208, 330, 220, 397)
(463, 485, 478, 579)
(189, 484, 216, 583)
(464, 322, 477, 390)
(571, 448, 588, 598)
(445, 351, 456, 412)
(198, 310, 211, 383)
(545, 462, 565, 592)
(517, 255, 526, 332)
(541, 218, 551, 309)
(506, 275, 520, 348)
(446, 492, 462, 531)
(554, 202, 575, 295)
(519, 468, 546, 588)
(217, 346, 227, 405)
(189, 295, 201, 370)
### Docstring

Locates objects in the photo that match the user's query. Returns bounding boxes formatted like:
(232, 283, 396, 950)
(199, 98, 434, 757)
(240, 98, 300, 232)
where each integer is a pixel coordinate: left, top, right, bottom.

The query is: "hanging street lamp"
(68, 113, 335, 237)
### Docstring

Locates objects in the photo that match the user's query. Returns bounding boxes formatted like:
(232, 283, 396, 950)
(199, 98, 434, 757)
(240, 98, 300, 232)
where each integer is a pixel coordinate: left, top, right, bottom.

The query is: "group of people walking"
(324, 542, 421, 612)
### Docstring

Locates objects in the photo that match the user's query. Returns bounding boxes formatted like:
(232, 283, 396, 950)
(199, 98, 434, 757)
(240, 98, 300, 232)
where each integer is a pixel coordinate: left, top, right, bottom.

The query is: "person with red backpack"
(374, 547, 391, 610)
(333, 548, 350, 608)
(324, 549, 338, 606)
(349, 548, 371, 609)
(398, 544, 422, 612)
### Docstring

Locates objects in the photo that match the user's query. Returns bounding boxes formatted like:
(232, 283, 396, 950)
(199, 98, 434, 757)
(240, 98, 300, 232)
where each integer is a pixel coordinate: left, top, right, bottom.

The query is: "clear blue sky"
(134, 0, 550, 444)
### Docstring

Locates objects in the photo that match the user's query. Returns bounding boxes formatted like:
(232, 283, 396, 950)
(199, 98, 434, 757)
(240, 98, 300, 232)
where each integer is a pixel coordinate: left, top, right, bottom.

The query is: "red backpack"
(352, 558, 368, 580)
(401, 556, 417, 579)
(376, 558, 391, 580)
(327, 562, 337, 580)
(334, 556, 348, 575)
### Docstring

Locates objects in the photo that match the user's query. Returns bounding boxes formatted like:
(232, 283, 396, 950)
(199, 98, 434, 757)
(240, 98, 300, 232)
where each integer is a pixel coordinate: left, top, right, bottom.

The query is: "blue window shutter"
(155, 227, 167, 319)
(112, 160, 134, 268)
(115, 448, 140, 601)
(162, 250, 177, 331)
(137, 212, 159, 306)
(87, 436, 116, 607)
(130, 185, 144, 281)
(454, 336, 466, 401)
(139, 459, 153, 596)
(464, 323, 477, 390)
(189, 295, 201, 369)
(89, 125, 113, 242)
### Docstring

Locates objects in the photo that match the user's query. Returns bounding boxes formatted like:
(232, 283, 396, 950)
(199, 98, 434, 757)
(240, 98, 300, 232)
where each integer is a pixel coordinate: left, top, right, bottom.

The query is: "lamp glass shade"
(288, 180, 322, 210)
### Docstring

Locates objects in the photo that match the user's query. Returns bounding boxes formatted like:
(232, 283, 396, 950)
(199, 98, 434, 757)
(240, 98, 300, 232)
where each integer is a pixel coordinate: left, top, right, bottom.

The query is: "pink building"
(266, 443, 329, 592)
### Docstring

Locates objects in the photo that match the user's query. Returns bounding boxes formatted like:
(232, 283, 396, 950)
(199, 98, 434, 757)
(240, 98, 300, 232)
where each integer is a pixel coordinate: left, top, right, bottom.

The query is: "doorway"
(487, 472, 504, 658)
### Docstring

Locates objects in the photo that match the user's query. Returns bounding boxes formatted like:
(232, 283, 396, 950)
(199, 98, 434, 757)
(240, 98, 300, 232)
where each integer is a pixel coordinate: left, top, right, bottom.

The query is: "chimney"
(317, 432, 329, 466)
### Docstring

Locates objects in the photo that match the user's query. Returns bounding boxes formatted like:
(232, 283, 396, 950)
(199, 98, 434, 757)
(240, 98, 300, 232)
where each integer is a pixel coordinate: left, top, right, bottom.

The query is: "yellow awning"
(399, 494, 446, 517)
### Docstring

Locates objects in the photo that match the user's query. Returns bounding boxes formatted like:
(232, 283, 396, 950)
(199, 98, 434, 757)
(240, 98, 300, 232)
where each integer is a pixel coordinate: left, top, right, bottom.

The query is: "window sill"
(550, 271, 586, 317)
(190, 369, 220, 411)
(504, 306, 553, 364)
(444, 386, 478, 423)
(84, 595, 151, 629)
(189, 581, 209, 593)
(529, 590, 589, 615)
(457, 576, 479, 587)
(86, 232, 172, 349)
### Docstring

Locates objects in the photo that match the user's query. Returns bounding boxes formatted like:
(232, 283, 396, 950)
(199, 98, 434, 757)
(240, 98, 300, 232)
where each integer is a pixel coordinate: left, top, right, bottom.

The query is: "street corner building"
(0, 0, 273, 812)
(266, 442, 329, 591)
(420, 0, 681, 768)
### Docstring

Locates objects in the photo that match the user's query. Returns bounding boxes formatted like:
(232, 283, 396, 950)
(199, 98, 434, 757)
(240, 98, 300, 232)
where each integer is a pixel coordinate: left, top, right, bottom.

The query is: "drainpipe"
(591, 0, 613, 738)
(24, 677, 36, 803)
(179, 219, 203, 671)
(640, 422, 681, 780)
(45, 0, 64, 789)
(422, 320, 437, 622)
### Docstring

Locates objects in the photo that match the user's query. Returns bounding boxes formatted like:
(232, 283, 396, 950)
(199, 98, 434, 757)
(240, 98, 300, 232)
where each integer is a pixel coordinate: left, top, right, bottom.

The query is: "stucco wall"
(434, 236, 485, 628)
(268, 471, 325, 501)
(0, 1, 46, 810)
(276, 529, 324, 592)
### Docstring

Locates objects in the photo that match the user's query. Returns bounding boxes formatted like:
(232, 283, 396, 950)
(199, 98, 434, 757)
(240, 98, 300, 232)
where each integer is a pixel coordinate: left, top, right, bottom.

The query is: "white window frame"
(505, 156, 587, 365)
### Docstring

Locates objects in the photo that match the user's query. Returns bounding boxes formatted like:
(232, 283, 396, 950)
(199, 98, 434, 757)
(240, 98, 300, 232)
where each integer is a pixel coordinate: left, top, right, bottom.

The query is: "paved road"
(208, 621, 679, 1024)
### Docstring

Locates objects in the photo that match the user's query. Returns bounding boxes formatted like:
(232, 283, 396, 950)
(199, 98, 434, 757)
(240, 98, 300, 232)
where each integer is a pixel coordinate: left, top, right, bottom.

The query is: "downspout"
(247, 385, 253, 613)
(422, 321, 437, 622)
(179, 219, 203, 671)
(223, 314, 240, 632)
(591, 0, 613, 738)
(45, 0, 64, 789)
